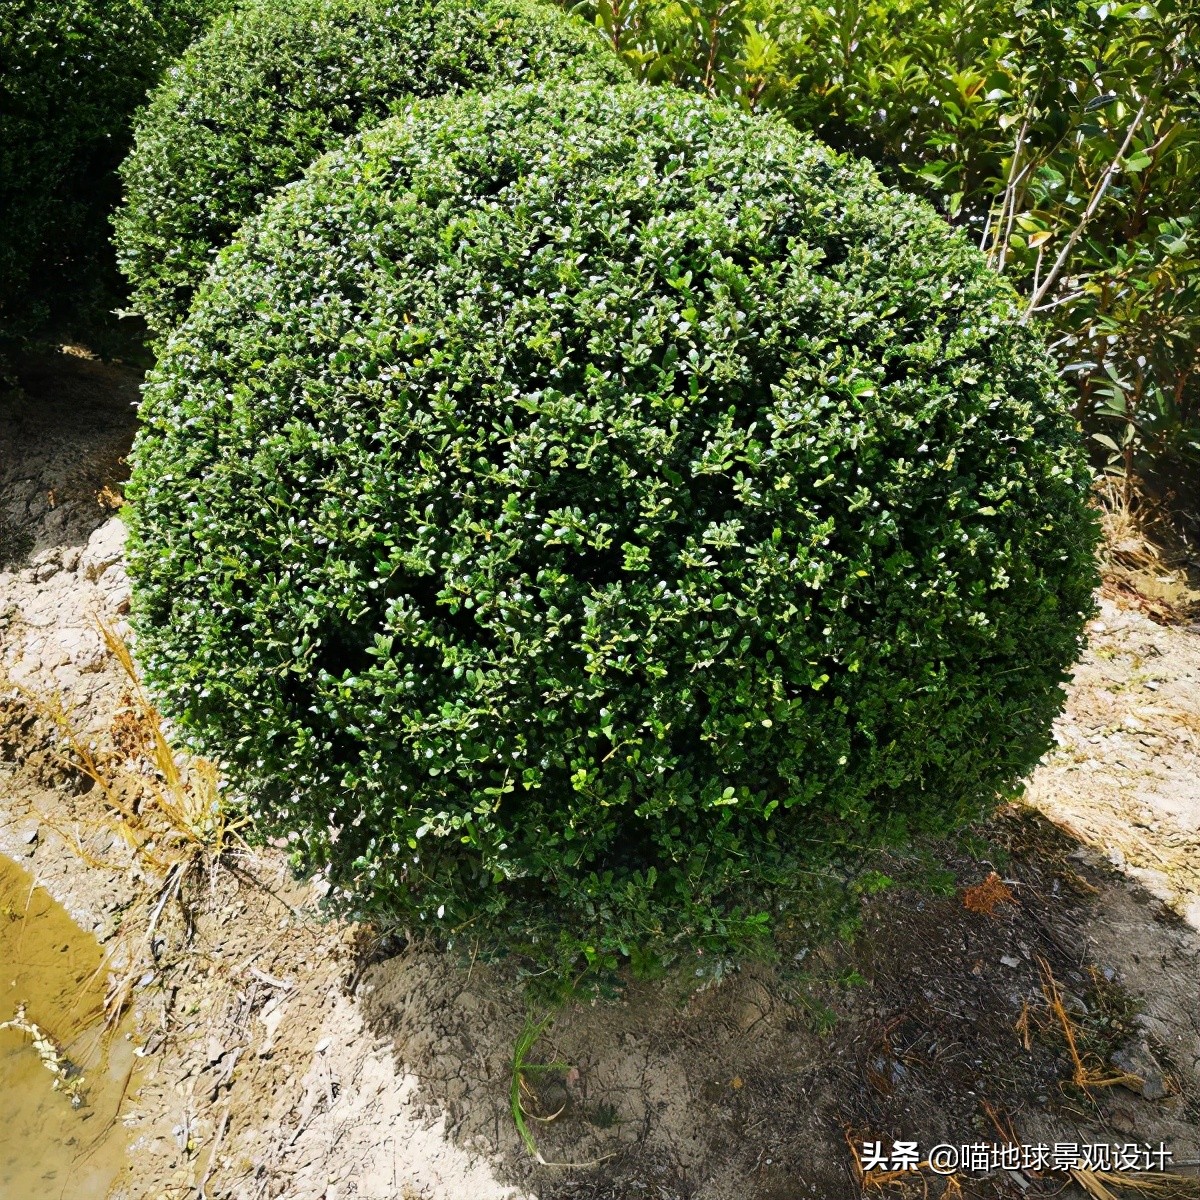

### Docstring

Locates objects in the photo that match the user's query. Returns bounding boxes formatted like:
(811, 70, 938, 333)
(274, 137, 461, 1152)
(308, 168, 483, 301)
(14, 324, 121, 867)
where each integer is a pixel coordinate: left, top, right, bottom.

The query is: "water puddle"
(0, 853, 136, 1198)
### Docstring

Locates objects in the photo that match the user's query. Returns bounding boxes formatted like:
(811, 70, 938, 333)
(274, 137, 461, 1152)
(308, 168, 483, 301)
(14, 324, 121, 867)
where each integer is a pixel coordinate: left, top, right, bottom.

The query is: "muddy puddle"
(0, 853, 135, 1199)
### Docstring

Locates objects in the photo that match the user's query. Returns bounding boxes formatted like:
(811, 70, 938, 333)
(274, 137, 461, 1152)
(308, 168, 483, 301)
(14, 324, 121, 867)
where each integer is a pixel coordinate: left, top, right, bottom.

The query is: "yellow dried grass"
(1072, 1168, 1200, 1199)
(1035, 955, 1143, 1092)
(10, 618, 245, 874)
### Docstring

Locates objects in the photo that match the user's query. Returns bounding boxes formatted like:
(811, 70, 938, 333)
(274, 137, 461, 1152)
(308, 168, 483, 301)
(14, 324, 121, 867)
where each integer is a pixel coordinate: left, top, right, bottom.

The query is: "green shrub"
(114, 0, 628, 337)
(0, 0, 226, 343)
(127, 81, 1098, 975)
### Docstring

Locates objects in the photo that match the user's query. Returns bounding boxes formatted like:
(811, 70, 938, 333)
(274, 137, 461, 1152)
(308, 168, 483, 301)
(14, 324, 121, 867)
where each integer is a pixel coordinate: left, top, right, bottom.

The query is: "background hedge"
(0, 0, 225, 344)
(114, 0, 627, 337)
(128, 81, 1097, 973)
(568, 0, 1200, 515)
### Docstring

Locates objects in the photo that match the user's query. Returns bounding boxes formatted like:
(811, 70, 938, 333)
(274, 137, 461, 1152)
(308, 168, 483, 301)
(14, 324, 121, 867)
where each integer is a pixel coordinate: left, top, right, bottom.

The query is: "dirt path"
(1028, 598, 1200, 928)
(1, 353, 1198, 1200)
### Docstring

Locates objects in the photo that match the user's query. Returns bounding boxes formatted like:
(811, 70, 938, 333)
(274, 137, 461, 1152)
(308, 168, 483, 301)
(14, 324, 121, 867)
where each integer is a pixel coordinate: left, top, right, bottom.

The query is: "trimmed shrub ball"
(127, 82, 1098, 972)
(113, 0, 627, 337)
(0, 0, 226, 341)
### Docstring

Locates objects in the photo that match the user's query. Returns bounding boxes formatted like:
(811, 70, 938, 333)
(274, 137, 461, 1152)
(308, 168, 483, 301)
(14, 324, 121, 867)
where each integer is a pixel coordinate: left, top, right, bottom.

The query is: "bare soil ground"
(1028, 595, 1200, 929)
(1, 352, 1198, 1200)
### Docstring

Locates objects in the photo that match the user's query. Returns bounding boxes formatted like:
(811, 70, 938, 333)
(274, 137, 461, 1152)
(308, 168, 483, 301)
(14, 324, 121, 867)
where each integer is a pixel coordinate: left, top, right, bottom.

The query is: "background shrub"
(114, 0, 627, 337)
(128, 81, 1098, 975)
(567, 0, 1200, 505)
(0, 0, 226, 345)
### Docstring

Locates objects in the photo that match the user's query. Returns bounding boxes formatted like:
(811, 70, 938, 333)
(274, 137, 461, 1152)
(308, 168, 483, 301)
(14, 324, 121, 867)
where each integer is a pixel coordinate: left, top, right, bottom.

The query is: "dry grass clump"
(1097, 477, 1170, 573)
(1094, 477, 1200, 622)
(1071, 1168, 1200, 1199)
(5, 618, 246, 1020)
(19, 619, 243, 876)
(1032, 955, 1143, 1092)
(961, 871, 1016, 917)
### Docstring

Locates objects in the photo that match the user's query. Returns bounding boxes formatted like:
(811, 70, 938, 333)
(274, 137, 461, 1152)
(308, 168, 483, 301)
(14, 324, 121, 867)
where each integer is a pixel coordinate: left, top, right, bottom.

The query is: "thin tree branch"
(1022, 95, 1150, 321)
(993, 108, 1032, 273)
(1029, 288, 1087, 314)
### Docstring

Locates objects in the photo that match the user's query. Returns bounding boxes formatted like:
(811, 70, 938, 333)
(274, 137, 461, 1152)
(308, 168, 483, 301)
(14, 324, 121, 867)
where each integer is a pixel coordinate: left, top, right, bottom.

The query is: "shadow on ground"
(357, 810, 1200, 1200)
(0, 350, 138, 567)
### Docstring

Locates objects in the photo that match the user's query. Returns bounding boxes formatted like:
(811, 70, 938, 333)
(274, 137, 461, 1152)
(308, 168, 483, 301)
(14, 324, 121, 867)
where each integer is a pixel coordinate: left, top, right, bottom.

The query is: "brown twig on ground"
(1036, 955, 1143, 1092)
(1014, 999, 1034, 1051)
(196, 1104, 232, 1200)
(979, 1099, 1020, 1152)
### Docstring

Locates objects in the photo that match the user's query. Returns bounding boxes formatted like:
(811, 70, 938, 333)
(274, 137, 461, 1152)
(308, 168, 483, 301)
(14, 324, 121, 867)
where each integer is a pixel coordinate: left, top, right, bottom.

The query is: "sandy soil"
(1, 351, 1198, 1200)
(1029, 596, 1200, 928)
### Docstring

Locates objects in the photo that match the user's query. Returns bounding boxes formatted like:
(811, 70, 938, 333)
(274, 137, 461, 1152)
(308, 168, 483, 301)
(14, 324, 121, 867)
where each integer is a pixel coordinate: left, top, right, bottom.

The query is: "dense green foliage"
(114, 0, 627, 336)
(568, 0, 1200, 496)
(0, 0, 226, 342)
(128, 82, 1097, 973)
